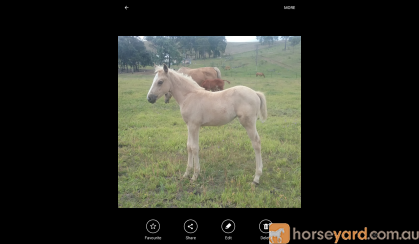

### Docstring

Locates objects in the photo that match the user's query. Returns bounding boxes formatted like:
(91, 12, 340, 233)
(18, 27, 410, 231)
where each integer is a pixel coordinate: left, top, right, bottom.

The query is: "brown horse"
(165, 66, 222, 103)
(224, 66, 231, 70)
(256, 72, 265, 78)
(201, 79, 231, 92)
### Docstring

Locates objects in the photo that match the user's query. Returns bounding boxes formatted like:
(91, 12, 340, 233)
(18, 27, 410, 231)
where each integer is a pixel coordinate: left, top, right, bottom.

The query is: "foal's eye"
(158, 80, 164, 85)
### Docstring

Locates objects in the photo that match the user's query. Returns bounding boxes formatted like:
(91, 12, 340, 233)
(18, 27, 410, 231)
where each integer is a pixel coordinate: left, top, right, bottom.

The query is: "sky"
(138, 36, 258, 42)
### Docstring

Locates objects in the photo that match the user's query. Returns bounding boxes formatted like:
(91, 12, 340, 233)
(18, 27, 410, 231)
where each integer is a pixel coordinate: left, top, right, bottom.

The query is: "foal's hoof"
(183, 173, 189, 178)
(251, 181, 259, 186)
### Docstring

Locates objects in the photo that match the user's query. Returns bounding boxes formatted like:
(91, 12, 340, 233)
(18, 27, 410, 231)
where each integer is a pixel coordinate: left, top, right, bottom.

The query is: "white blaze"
(147, 73, 159, 98)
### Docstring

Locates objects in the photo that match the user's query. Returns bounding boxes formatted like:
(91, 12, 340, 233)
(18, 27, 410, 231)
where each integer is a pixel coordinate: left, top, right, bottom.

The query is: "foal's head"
(147, 64, 171, 104)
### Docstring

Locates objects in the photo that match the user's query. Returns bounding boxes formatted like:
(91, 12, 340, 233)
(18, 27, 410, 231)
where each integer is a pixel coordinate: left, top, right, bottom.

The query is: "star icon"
(150, 223, 156, 229)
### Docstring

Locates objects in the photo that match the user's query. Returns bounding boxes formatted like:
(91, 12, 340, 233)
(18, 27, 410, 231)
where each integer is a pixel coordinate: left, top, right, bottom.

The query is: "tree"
(215, 36, 227, 58)
(118, 36, 152, 72)
(289, 36, 301, 53)
(179, 36, 196, 60)
(256, 36, 263, 45)
(177, 36, 226, 60)
(143, 36, 225, 65)
(280, 36, 290, 50)
(145, 36, 182, 68)
(195, 36, 210, 59)
(208, 36, 226, 58)
(256, 36, 279, 46)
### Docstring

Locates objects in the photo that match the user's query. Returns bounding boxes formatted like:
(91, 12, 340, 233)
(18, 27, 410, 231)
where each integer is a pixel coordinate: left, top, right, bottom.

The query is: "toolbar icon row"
(146, 219, 236, 234)
(146, 219, 286, 234)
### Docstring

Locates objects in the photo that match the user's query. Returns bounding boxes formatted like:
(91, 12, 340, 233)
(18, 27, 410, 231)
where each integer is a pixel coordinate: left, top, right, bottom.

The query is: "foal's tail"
(214, 67, 222, 79)
(256, 92, 267, 123)
(223, 80, 230, 84)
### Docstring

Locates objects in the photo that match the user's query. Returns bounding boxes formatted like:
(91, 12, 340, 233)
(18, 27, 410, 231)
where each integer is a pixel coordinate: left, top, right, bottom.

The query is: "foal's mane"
(154, 65, 204, 90)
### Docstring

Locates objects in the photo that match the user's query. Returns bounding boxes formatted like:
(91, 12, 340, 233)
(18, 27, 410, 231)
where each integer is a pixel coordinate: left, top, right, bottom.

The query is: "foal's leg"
(183, 129, 193, 178)
(183, 124, 200, 181)
(189, 124, 200, 181)
(239, 116, 262, 184)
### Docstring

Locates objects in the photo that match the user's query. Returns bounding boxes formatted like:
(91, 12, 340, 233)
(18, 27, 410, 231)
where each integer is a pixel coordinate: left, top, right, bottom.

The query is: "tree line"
(289, 36, 301, 52)
(256, 36, 280, 46)
(256, 36, 301, 50)
(145, 36, 227, 67)
(118, 36, 301, 73)
(118, 36, 152, 73)
(118, 36, 228, 72)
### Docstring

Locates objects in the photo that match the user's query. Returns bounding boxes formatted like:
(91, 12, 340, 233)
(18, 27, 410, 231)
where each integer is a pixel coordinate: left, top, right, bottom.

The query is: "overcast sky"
(139, 36, 259, 42)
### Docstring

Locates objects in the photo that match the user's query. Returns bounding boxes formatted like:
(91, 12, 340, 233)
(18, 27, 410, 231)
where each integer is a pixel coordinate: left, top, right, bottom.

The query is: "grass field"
(118, 41, 301, 208)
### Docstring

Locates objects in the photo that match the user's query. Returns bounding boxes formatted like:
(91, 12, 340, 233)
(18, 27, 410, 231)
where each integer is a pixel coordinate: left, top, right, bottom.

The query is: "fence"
(221, 68, 300, 79)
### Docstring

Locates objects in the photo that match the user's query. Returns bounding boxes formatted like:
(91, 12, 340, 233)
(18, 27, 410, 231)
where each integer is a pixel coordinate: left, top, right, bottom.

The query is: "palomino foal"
(147, 64, 267, 184)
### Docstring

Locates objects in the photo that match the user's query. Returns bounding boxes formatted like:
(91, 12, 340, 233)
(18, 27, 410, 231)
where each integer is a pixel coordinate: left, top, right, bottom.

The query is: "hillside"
(224, 41, 283, 55)
(139, 39, 301, 79)
(143, 40, 285, 57)
(172, 41, 301, 79)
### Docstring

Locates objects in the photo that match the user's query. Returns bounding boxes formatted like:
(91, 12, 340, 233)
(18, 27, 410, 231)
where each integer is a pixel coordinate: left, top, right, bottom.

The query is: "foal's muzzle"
(147, 94, 157, 104)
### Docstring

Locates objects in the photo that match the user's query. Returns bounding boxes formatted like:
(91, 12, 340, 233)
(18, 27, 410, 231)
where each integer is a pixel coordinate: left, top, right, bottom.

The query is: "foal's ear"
(163, 63, 168, 73)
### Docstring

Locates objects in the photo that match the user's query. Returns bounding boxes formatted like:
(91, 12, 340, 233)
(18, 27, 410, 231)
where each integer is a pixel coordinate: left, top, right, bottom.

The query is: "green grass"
(118, 42, 301, 208)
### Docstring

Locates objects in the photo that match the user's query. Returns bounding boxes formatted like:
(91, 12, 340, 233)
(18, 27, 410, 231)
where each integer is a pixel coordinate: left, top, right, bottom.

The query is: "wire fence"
(221, 68, 300, 79)
(118, 52, 301, 79)
(211, 55, 300, 79)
